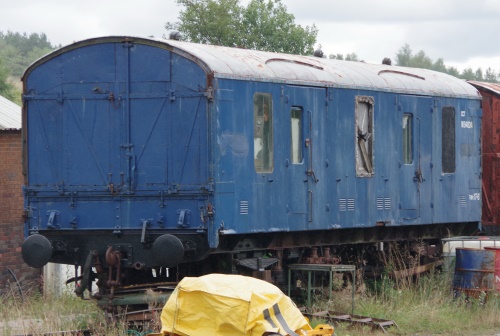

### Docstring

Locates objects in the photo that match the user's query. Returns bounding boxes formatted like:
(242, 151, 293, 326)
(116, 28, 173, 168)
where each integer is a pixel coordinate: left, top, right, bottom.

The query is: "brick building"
(0, 95, 40, 296)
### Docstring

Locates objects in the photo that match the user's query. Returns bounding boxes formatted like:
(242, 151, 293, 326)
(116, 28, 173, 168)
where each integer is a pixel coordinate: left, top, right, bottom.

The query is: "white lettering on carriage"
(461, 121, 473, 128)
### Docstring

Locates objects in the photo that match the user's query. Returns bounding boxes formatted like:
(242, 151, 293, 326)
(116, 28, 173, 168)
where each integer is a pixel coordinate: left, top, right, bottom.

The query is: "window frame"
(402, 113, 413, 165)
(253, 93, 274, 173)
(355, 96, 375, 177)
(442, 106, 456, 174)
(290, 106, 303, 164)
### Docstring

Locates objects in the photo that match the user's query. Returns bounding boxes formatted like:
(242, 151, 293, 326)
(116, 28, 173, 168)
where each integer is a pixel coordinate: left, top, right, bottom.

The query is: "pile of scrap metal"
(147, 274, 334, 336)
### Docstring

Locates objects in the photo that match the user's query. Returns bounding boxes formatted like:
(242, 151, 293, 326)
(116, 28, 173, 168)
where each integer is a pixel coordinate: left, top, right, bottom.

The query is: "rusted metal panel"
(468, 81, 500, 95)
(304, 311, 399, 334)
(469, 81, 500, 232)
(453, 247, 495, 299)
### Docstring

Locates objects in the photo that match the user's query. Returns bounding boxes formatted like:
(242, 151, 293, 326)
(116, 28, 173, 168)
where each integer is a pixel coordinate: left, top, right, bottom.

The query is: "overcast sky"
(2, 0, 500, 71)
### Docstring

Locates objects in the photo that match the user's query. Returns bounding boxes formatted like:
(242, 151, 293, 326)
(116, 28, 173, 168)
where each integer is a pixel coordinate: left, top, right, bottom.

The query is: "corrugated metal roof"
(468, 81, 500, 96)
(0, 95, 21, 129)
(24, 36, 482, 100)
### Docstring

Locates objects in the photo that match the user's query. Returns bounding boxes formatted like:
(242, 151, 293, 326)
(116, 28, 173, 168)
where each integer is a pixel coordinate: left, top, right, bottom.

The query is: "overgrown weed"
(2, 244, 499, 336)
(0, 283, 116, 335)
(314, 243, 500, 335)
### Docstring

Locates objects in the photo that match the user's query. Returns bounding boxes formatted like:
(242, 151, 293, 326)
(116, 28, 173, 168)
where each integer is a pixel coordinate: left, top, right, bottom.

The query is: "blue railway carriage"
(21, 36, 482, 289)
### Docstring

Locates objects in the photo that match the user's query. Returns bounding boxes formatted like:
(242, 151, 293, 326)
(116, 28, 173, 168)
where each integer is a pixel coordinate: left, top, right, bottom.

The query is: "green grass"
(1, 271, 499, 335)
(309, 270, 500, 335)
(0, 285, 127, 335)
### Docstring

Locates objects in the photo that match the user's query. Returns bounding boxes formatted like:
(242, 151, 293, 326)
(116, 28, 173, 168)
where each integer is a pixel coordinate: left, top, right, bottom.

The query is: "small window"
(254, 93, 273, 172)
(402, 113, 413, 164)
(290, 107, 303, 164)
(442, 106, 456, 173)
(355, 96, 374, 177)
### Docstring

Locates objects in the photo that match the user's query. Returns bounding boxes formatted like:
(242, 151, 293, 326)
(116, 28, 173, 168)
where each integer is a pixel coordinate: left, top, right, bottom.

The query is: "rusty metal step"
(305, 310, 399, 334)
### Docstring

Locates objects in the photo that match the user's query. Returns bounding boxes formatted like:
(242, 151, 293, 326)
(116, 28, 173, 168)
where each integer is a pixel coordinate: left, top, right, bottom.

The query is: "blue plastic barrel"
(453, 247, 495, 299)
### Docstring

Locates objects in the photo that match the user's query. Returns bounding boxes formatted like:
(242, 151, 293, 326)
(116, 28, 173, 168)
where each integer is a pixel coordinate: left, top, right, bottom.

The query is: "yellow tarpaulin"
(160, 274, 314, 336)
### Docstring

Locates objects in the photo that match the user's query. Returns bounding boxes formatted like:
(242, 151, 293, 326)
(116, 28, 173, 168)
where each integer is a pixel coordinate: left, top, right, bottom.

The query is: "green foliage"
(395, 43, 412, 67)
(0, 58, 19, 103)
(328, 52, 360, 61)
(328, 53, 343, 60)
(0, 31, 56, 78)
(460, 67, 475, 80)
(0, 30, 56, 104)
(344, 53, 359, 62)
(0, 288, 162, 335)
(375, 271, 498, 334)
(166, 0, 318, 55)
(0, 290, 108, 335)
(318, 271, 500, 336)
(166, 0, 243, 47)
(395, 43, 499, 82)
(241, 0, 317, 54)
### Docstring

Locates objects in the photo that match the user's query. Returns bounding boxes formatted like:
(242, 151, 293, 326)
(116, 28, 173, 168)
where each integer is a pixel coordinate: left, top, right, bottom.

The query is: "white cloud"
(1, 0, 500, 71)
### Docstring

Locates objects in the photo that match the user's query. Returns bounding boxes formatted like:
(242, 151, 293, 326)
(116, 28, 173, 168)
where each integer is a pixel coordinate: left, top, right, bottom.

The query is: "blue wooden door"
(399, 95, 433, 223)
(284, 86, 326, 227)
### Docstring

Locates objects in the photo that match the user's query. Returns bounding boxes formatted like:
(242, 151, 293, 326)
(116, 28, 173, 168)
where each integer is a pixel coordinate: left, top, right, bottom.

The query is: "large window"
(442, 106, 456, 173)
(254, 93, 273, 172)
(402, 113, 413, 164)
(355, 96, 374, 177)
(290, 107, 303, 164)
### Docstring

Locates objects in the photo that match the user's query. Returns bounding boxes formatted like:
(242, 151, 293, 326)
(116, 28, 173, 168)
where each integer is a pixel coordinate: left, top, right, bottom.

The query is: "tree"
(166, 0, 242, 47)
(328, 52, 359, 61)
(411, 50, 433, 69)
(345, 53, 359, 61)
(328, 54, 344, 60)
(0, 31, 53, 54)
(0, 31, 55, 78)
(395, 44, 412, 67)
(395, 45, 433, 69)
(394, 43, 498, 82)
(0, 31, 56, 104)
(446, 66, 460, 78)
(0, 58, 19, 104)
(165, 0, 318, 55)
(241, 0, 317, 54)
(474, 68, 484, 82)
(431, 58, 447, 73)
(461, 67, 475, 81)
(484, 67, 498, 83)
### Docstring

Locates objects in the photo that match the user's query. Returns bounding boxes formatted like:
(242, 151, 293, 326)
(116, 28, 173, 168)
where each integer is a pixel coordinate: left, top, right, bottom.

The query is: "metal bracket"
(140, 219, 151, 244)
(177, 209, 191, 228)
(46, 210, 60, 229)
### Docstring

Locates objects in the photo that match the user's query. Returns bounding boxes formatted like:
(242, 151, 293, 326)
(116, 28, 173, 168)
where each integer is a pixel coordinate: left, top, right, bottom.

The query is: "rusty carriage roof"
(24, 36, 481, 100)
(467, 81, 500, 96)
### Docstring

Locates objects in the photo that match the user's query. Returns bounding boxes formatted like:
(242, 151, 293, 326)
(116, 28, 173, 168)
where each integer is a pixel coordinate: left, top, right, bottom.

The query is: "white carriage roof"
(25, 36, 482, 100)
(0, 95, 21, 130)
(165, 39, 480, 99)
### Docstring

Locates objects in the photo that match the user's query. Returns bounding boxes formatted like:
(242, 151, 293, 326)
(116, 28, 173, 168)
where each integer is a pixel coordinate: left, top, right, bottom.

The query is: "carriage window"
(355, 96, 374, 177)
(442, 106, 456, 173)
(254, 93, 273, 172)
(291, 107, 303, 164)
(402, 113, 413, 164)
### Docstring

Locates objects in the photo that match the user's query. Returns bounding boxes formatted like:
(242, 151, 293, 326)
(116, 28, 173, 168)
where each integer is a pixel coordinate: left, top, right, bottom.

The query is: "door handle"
(414, 169, 424, 183)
